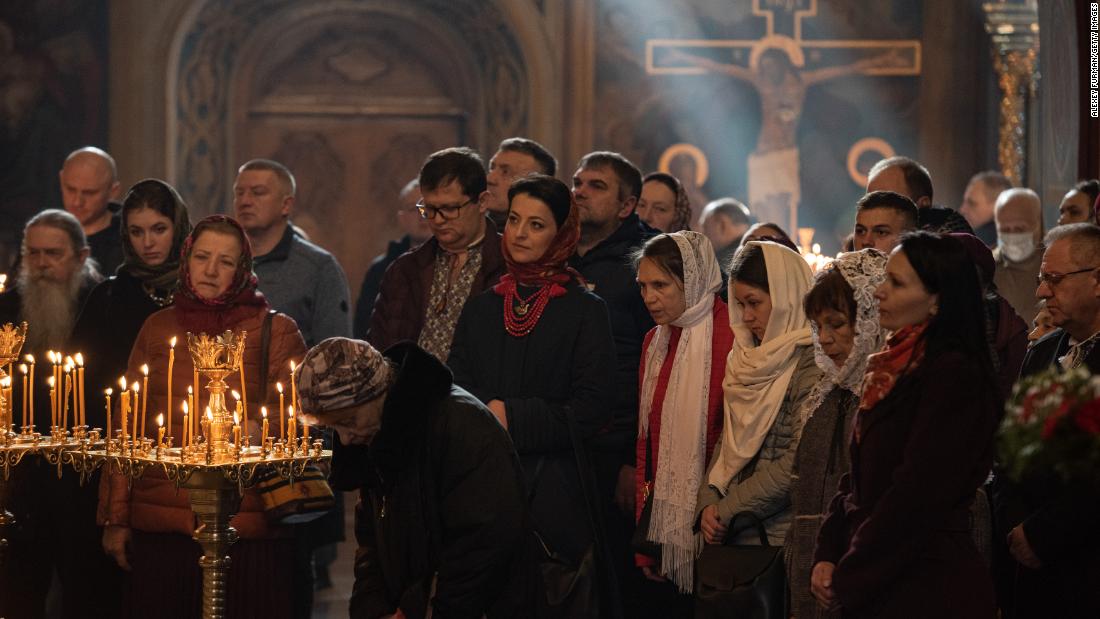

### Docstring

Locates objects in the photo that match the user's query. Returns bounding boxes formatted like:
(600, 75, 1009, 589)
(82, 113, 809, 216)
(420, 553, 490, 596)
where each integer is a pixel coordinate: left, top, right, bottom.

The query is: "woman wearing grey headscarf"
(785, 249, 887, 619)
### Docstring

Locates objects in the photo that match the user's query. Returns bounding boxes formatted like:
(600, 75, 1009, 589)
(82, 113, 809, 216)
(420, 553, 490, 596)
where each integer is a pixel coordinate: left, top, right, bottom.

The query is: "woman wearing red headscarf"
(448, 174, 617, 617)
(98, 215, 306, 618)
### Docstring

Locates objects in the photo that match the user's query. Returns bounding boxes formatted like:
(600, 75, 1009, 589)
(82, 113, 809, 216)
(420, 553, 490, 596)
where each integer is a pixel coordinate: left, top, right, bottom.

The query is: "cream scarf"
(638, 232, 722, 593)
(707, 241, 814, 493)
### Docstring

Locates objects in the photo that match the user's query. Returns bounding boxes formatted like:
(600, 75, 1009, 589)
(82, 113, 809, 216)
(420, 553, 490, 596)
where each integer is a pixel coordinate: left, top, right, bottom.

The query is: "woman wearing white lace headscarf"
(785, 249, 887, 619)
(633, 232, 733, 602)
(697, 241, 822, 548)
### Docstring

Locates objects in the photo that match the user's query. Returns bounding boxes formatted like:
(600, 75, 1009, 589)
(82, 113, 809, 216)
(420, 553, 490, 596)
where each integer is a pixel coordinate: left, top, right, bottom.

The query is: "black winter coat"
(568, 214, 656, 464)
(354, 235, 412, 340)
(351, 342, 531, 619)
(70, 271, 163, 429)
(448, 282, 616, 564)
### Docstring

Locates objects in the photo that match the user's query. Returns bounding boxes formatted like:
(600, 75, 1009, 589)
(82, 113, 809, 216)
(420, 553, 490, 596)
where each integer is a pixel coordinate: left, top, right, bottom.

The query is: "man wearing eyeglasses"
(998, 222, 1100, 619)
(365, 147, 505, 361)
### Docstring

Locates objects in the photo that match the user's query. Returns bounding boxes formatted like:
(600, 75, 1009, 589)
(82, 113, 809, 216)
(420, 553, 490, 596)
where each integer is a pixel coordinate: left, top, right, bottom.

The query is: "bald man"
(58, 147, 123, 274)
(865, 156, 973, 235)
(993, 188, 1044, 324)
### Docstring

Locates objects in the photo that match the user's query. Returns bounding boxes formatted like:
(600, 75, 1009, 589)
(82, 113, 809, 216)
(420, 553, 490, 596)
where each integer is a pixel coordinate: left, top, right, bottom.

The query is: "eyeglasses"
(416, 198, 475, 221)
(1036, 266, 1099, 287)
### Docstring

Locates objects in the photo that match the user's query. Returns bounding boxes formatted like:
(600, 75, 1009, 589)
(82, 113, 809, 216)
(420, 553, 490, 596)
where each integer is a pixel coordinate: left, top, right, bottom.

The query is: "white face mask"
(999, 232, 1036, 263)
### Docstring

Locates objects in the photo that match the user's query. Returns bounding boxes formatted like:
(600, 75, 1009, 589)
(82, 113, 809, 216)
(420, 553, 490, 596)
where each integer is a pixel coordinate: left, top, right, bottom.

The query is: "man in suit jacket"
(1001, 223, 1100, 618)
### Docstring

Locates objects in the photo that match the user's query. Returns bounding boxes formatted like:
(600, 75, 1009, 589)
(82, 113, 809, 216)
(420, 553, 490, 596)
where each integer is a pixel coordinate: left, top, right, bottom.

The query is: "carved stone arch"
(167, 0, 532, 214)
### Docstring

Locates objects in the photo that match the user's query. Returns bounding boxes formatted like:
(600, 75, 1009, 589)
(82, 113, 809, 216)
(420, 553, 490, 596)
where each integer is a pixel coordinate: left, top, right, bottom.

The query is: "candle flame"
(105, 388, 113, 396)
(288, 405, 294, 417)
(290, 360, 296, 372)
(132, 381, 140, 393)
(187, 385, 193, 395)
(48, 376, 55, 388)
(1, 377, 10, 387)
(182, 401, 189, 414)
(119, 376, 128, 390)
(25, 354, 34, 364)
(74, 353, 84, 366)
(231, 390, 241, 401)
(141, 364, 149, 376)
(65, 355, 73, 366)
(276, 382, 283, 394)
(156, 413, 164, 427)
(233, 412, 240, 425)
(170, 336, 177, 348)
(64, 363, 73, 373)
(19, 363, 27, 374)
(261, 406, 268, 419)
(47, 351, 55, 363)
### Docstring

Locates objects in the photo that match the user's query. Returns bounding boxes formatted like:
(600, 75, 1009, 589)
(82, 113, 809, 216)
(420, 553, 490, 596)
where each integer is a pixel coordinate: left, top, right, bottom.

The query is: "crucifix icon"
(646, 0, 920, 234)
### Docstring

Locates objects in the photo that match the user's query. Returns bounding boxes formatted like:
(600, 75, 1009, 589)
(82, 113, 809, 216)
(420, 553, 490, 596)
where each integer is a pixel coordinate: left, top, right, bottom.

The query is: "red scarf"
(173, 215, 269, 335)
(859, 320, 929, 413)
(493, 197, 584, 337)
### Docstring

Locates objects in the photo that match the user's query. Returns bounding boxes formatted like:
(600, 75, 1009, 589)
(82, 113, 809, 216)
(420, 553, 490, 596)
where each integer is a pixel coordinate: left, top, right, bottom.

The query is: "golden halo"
(846, 137, 896, 187)
(657, 143, 709, 186)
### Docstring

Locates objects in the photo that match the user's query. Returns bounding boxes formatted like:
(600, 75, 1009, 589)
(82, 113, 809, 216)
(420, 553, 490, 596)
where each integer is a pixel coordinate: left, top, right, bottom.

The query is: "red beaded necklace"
(500, 277, 559, 338)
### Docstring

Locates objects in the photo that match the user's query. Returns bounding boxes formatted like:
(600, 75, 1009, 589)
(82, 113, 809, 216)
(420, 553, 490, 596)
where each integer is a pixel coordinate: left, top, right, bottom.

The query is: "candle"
(182, 401, 189, 449)
(48, 376, 56, 429)
(167, 337, 176, 439)
(20, 364, 27, 429)
(287, 405, 296, 449)
(140, 364, 149, 439)
(276, 383, 285, 442)
(131, 382, 139, 449)
(104, 388, 113, 450)
(289, 361, 297, 420)
(233, 412, 241, 449)
(238, 363, 248, 438)
(188, 386, 195, 443)
(302, 410, 308, 441)
(0, 377, 10, 432)
(75, 353, 85, 427)
(156, 413, 165, 448)
(119, 377, 129, 442)
(205, 408, 213, 461)
(63, 367, 72, 430)
(261, 406, 269, 445)
(25, 355, 34, 429)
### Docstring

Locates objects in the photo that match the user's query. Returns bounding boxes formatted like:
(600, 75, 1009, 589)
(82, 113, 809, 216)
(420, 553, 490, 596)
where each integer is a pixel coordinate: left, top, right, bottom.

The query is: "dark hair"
(632, 233, 684, 282)
(728, 243, 769, 293)
(804, 267, 856, 323)
(742, 222, 798, 253)
(857, 190, 919, 230)
(869, 156, 934, 203)
(419, 147, 487, 200)
(237, 158, 296, 196)
(1073, 179, 1100, 210)
(508, 174, 572, 228)
(703, 198, 752, 226)
(499, 137, 557, 177)
(577, 151, 643, 202)
(897, 231, 995, 382)
(122, 179, 187, 223)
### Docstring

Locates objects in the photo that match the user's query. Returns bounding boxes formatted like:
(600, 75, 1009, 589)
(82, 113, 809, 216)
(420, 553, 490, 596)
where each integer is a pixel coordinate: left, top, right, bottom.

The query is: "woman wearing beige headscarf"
(697, 241, 822, 547)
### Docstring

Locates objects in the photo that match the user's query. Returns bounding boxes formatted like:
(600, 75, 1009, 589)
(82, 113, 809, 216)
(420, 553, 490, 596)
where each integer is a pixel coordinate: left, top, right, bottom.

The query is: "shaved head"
(59, 146, 120, 233)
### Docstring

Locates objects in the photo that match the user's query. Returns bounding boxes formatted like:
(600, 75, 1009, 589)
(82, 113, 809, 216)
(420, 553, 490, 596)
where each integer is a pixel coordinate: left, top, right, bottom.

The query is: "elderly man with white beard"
(0, 208, 116, 619)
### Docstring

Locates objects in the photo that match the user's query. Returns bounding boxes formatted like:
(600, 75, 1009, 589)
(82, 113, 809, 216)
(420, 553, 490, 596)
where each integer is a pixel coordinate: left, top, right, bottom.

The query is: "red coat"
(97, 305, 306, 539)
(634, 298, 733, 567)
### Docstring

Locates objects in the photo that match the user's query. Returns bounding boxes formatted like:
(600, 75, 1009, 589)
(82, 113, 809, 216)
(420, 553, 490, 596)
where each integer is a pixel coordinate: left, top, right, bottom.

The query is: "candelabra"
(65, 330, 330, 619)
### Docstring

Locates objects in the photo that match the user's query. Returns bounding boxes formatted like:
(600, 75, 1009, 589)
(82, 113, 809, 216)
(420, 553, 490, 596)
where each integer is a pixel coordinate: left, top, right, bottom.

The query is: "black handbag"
(631, 437, 661, 560)
(694, 511, 788, 619)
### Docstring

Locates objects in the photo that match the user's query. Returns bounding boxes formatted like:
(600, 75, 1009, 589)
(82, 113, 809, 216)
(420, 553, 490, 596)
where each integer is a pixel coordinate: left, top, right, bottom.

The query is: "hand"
(615, 465, 636, 515)
(641, 565, 666, 582)
(700, 504, 728, 545)
(102, 525, 133, 571)
(811, 561, 840, 610)
(487, 400, 507, 430)
(1008, 525, 1042, 569)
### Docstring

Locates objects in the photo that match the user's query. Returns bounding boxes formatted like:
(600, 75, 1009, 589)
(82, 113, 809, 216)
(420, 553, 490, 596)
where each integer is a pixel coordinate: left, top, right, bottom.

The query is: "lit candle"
(289, 361, 297, 420)
(232, 390, 241, 416)
(140, 364, 149, 439)
(276, 382, 285, 442)
(188, 386, 195, 443)
(75, 353, 85, 427)
(156, 413, 165, 448)
(287, 405, 296, 449)
(233, 412, 241, 450)
(205, 408, 213, 461)
(53, 352, 62, 426)
(167, 337, 176, 440)
(25, 355, 34, 429)
(261, 406, 269, 446)
(63, 361, 73, 430)
(104, 388, 113, 450)
(119, 377, 129, 441)
(182, 401, 189, 449)
(20, 364, 27, 429)
(48, 376, 56, 429)
(131, 381, 139, 448)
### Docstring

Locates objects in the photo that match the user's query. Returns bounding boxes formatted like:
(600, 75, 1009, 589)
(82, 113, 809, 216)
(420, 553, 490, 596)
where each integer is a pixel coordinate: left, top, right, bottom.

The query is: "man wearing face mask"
(993, 188, 1044, 325)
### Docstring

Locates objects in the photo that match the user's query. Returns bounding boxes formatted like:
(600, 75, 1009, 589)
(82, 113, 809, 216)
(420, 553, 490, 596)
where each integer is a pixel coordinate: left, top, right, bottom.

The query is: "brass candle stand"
(64, 330, 330, 619)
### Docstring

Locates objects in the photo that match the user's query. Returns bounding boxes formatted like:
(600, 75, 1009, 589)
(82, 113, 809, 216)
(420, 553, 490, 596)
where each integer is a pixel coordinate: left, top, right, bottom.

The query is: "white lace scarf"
(803, 249, 889, 423)
(638, 232, 721, 593)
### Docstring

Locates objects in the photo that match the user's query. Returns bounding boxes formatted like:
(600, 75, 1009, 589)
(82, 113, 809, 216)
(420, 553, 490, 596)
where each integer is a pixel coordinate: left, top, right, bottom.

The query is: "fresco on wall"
(0, 0, 109, 272)
(595, 0, 923, 250)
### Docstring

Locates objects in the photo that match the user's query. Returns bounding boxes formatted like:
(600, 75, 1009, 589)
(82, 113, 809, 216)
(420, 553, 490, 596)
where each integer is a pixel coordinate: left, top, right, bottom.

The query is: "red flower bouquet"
(999, 366, 1100, 484)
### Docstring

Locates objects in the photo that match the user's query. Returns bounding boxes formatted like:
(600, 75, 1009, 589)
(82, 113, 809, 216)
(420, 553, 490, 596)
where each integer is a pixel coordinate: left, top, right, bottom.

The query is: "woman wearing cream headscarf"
(697, 241, 822, 547)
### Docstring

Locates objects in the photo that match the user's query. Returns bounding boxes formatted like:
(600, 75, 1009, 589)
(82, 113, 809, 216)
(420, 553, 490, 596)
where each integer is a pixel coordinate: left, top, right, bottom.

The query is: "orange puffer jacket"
(96, 305, 306, 539)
